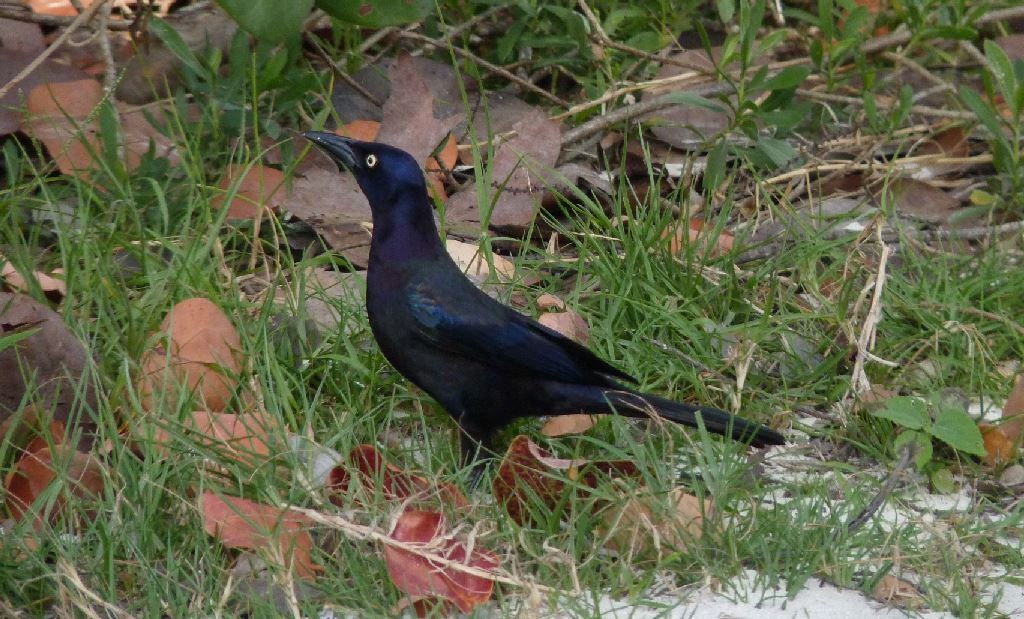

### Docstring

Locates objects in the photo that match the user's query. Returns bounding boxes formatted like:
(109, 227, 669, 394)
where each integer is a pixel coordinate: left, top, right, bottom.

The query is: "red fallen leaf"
(200, 492, 320, 580)
(332, 444, 469, 508)
(492, 435, 640, 525)
(982, 374, 1024, 466)
(4, 444, 105, 527)
(384, 508, 499, 614)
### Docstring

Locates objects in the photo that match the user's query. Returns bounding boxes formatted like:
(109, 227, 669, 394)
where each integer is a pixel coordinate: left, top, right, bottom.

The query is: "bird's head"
(302, 131, 428, 208)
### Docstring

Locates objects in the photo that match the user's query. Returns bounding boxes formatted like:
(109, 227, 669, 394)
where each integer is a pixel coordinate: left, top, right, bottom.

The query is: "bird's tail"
(603, 389, 785, 447)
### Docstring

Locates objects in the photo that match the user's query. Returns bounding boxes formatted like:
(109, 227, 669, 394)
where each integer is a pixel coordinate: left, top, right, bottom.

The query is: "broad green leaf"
(149, 18, 206, 76)
(216, 0, 312, 42)
(984, 39, 1020, 117)
(960, 86, 1005, 139)
(930, 405, 986, 457)
(929, 466, 956, 494)
(317, 0, 432, 27)
(914, 432, 933, 470)
(716, 0, 735, 23)
(756, 137, 798, 166)
(762, 66, 811, 92)
(871, 396, 929, 430)
(704, 142, 728, 193)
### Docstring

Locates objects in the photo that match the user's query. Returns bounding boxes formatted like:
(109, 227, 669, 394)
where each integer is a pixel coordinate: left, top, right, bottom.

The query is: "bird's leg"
(457, 421, 495, 489)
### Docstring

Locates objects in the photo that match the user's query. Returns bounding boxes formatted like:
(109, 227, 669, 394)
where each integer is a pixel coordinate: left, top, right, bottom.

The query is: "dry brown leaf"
(331, 444, 470, 509)
(200, 492, 320, 580)
(384, 508, 499, 614)
(879, 178, 960, 224)
(0, 51, 92, 136)
(601, 488, 710, 559)
(138, 297, 243, 413)
(4, 445, 105, 527)
(540, 414, 599, 437)
(663, 219, 735, 258)
(492, 435, 640, 525)
(446, 106, 561, 232)
(538, 309, 590, 345)
(148, 410, 278, 466)
(212, 164, 286, 220)
(0, 17, 44, 53)
(0, 292, 97, 449)
(23, 79, 103, 179)
(1, 259, 66, 302)
(871, 574, 924, 608)
(444, 239, 515, 282)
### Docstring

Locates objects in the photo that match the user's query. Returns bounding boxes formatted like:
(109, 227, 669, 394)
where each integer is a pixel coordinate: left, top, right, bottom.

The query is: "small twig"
(881, 51, 955, 95)
(763, 153, 992, 185)
(96, 0, 118, 95)
(844, 444, 914, 535)
(0, 0, 107, 101)
(735, 218, 1024, 264)
(397, 30, 569, 107)
(305, 33, 383, 107)
(288, 504, 551, 593)
(796, 88, 976, 120)
(848, 226, 892, 396)
(0, 3, 132, 30)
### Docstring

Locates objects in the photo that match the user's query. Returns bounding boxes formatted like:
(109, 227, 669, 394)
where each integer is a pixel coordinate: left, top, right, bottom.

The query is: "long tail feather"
(605, 390, 785, 447)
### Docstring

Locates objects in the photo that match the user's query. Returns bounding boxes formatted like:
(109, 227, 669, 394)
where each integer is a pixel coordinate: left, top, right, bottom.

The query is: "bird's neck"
(369, 188, 445, 263)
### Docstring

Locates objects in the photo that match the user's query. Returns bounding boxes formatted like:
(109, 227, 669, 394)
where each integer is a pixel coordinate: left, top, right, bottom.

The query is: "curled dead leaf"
(445, 239, 516, 283)
(492, 435, 640, 525)
(331, 444, 469, 509)
(663, 219, 734, 258)
(538, 309, 590, 345)
(384, 508, 499, 614)
(138, 297, 243, 413)
(600, 488, 710, 560)
(871, 574, 924, 608)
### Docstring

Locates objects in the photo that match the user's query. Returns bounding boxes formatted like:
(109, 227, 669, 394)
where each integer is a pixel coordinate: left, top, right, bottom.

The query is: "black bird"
(303, 131, 785, 476)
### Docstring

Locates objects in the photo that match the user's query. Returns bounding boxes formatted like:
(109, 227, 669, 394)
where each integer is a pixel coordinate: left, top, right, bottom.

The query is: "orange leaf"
(384, 508, 498, 613)
(149, 411, 277, 465)
(663, 219, 734, 258)
(538, 309, 589, 344)
(336, 120, 381, 142)
(24, 80, 103, 179)
(541, 414, 600, 437)
(212, 164, 286, 220)
(4, 445, 105, 527)
(1001, 374, 1024, 444)
(138, 297, 243, 413)
(200, 493, 320, 580)
(425, 134, 457, 200)
(1, 259, 66, 302)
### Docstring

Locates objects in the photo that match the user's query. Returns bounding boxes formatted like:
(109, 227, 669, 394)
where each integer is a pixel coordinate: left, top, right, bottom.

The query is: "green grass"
(2, 0, 1024, 616)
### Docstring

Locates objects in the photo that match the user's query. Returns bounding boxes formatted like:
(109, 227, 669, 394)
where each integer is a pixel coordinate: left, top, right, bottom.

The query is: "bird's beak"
(302, 131, 357, 169)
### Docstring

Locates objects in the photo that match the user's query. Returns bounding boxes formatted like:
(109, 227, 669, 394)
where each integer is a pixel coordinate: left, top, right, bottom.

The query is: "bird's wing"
(407, 283, 634, 385)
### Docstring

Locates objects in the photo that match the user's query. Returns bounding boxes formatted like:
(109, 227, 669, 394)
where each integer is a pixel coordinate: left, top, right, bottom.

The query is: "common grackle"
(303, 131, 785, 478)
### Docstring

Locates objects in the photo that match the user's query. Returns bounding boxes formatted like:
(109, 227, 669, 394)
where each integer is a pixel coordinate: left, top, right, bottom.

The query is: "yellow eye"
(365, 154, 378, 168)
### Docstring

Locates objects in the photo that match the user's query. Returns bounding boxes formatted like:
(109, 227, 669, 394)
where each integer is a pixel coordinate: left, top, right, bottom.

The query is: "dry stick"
(397, 30, 569, 108)
(577, 0, 717, 73)
(0, 0, 107, 101)
(844, 444, 914, 535)
(288, 504, 551, 593)
(796, 88, 976, 120)
(305, 33, 383, 107)
(763, 152, 993, 185)
(848, 228, 892, 396)
(881, 50, 955, 95)
(736, 218, 1024, 265)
